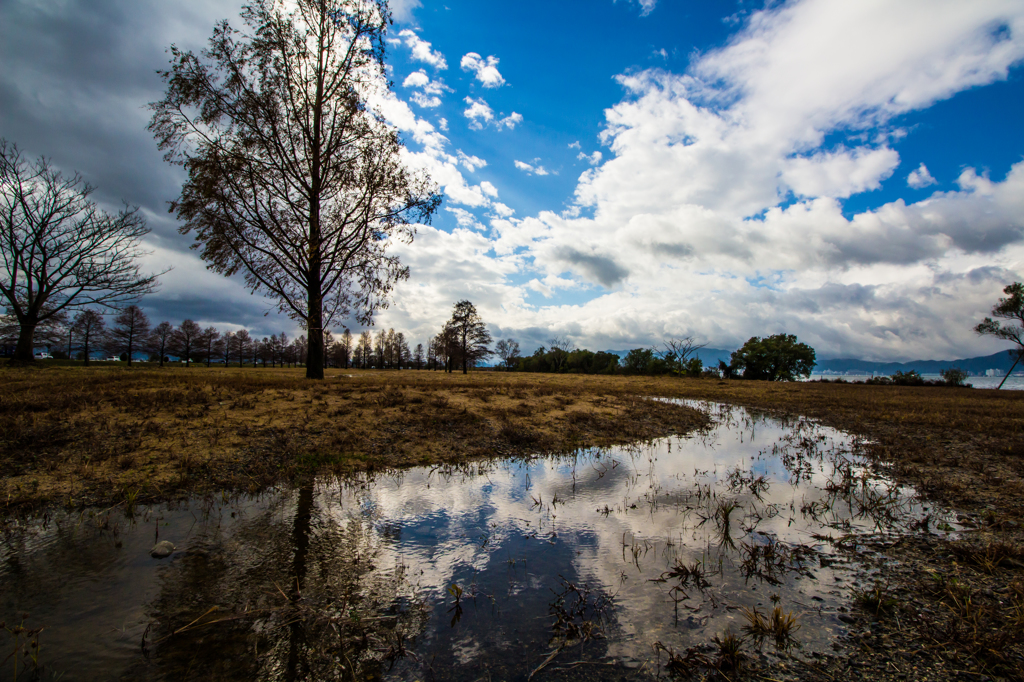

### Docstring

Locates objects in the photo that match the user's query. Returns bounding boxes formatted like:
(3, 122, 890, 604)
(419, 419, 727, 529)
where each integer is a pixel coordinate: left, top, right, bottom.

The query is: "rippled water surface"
(1, 402, 953, 681)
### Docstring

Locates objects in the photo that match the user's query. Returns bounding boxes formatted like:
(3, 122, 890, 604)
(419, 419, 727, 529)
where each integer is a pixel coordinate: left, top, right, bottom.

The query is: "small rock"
(838, 614, 857, 624)
(150, 541, 175, 558)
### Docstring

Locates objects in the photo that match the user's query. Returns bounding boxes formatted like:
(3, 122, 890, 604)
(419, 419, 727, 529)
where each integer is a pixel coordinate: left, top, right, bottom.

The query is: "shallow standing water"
(1, 402, 953, 681)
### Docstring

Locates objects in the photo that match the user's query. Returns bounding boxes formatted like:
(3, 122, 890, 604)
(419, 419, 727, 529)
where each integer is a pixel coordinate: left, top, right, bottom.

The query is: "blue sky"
(1, 0, 1023, 360)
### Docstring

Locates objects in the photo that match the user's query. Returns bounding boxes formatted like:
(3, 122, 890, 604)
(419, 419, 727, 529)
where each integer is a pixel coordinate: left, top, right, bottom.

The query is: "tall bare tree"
(339, 329, 353, 369)
(150, 0, 440, 380)
(148, 321, 174, 366)
(198, 326, 223, 366)
(655, 336, 707, 376)
(234, 329, 253, 367)
(0, 140, 160, 365)
(108, 305, 151, 366)
(71, 310, 106, 366)
(169, 319, 202, 367)
(495, 338, 520, 371)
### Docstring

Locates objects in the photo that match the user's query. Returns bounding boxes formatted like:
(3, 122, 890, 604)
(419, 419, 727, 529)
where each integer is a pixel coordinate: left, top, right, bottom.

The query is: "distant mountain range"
(606, 348, 1020, 376)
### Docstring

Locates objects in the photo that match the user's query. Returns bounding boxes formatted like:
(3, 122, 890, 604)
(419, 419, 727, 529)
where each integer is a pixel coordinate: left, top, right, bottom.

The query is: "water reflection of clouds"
(310, 403, 944, 673)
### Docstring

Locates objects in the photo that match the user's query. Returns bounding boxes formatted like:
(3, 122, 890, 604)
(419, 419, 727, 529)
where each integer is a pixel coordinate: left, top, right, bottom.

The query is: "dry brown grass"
(3, 367, 1024, 521)
(0, 366, 708, 510)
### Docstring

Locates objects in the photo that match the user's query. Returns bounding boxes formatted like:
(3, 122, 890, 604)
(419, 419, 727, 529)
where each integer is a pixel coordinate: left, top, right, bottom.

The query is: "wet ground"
(1, 402, 959, 681)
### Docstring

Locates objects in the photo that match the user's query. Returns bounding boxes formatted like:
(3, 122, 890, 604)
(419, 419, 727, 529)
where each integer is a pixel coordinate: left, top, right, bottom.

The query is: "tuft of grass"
(741, 605, 801, 649)
(712, 628, 745, 673)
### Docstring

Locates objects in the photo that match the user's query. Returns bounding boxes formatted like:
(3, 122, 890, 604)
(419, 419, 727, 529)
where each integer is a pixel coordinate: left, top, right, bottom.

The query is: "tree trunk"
(11, 321, 37, 365)
(286, 482, 314, 679)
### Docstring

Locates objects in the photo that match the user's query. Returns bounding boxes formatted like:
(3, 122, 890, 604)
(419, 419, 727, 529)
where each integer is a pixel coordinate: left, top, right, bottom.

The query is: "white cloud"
(457, 151, 487, 172)
(460, 52, 506, 88)
(410, 92, 442, 108)
(379, 0, 1024, 361)
(782, 146, 899, 198)
(514, 160, 550, 176)
(402, 71, 430, 88)
(401, 69, 453, 108)
(489, 202, 515, 218)
(373, 91, 504, 214)
(446, 207, 485, 230)
(397, 30, 447, 70)
(438, 118, 448, 131)
(496, 112, 523, 130)
(568, 141, 581, 149)
(908, 162, 938, 188)
(369, 1, 1024, 363)
(577, 150, 603, 165)
(463, 96, 493, 130)
(390, 0, 422, 23)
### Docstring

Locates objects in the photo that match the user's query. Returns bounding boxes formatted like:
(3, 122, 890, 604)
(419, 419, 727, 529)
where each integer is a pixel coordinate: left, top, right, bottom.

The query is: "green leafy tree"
(730, 334, 815, 381)
(975, 282, 1024, 388)
(623, 348, 653, 375)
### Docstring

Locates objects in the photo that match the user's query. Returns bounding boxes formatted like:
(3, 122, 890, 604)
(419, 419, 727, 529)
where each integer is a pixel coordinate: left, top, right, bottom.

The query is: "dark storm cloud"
(0, 0, 312, 332)
(0, 0, 249, 234)
(143, 294, 291, 338)
(551, 246, 629, 287)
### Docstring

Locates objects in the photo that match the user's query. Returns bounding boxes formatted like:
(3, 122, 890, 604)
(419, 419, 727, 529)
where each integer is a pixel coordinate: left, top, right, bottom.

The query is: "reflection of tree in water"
(130, 483, 427, 681)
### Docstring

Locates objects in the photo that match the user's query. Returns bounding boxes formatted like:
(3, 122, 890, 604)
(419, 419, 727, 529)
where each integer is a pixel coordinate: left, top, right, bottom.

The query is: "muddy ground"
(1, 366, 1023, 680)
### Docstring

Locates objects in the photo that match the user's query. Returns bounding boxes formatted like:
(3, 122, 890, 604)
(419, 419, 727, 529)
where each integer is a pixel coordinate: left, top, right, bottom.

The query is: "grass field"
(2, 366, 1023, 518)
(3, 366, 1024, 679)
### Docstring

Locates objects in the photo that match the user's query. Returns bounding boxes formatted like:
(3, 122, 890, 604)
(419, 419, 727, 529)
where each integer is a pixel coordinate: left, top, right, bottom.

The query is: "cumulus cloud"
(908, 162, 938, 188)
(402, 69, 453, 108)
(462, 96, 493, 130)
(457, 151, 487, 172)
(446, 207, 485, 230)
(460, 52, 506, 88)
(397, 29, 447, 70)
(496, 112, 523, 130)
(577, 150, 603, 165)
(514, 160, 550, 176)
(402, 71, 429, 88)
(390, 0, 1024, 362)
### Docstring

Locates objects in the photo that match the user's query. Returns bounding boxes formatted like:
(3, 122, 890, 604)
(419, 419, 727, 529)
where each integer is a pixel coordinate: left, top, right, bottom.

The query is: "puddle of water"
(0, 401, 954, 681)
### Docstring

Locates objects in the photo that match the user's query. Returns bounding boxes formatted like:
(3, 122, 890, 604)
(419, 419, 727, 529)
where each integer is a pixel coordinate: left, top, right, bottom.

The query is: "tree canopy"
(0, 140, 159, 364)
(150, 0, 440, 379)
(446, 300, 492, 374)
(730, 334, 816, 381)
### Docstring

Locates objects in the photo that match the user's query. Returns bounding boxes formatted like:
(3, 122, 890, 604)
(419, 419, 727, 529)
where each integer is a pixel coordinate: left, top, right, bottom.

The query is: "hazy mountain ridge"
(605, 348, 1019, 375)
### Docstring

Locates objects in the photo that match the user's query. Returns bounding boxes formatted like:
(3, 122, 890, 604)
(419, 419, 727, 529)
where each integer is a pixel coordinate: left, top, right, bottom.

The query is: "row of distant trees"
(9, 304, 447, 371)
(493, 334, 816, 381)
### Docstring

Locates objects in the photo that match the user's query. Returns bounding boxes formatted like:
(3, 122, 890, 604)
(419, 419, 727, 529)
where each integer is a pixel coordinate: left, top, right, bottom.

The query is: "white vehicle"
(34, 353, 52, 359)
